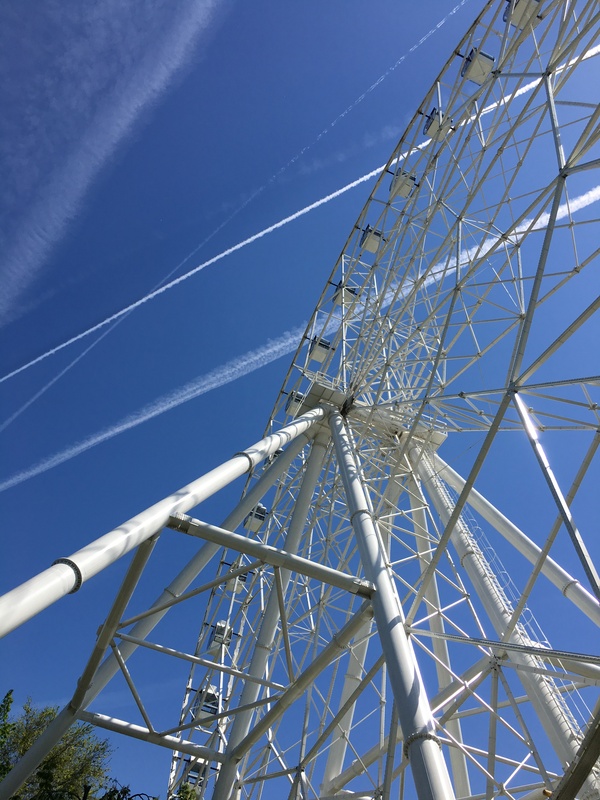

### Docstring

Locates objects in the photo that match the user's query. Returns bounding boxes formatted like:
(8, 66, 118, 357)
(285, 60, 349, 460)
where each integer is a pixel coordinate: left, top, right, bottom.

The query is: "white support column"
(211, 432, 331, 800)
(0, 536, 159, 800)
(413, 447, 598, 792)
(430, 452, 600, 627)
(231, 603, 374, 761)
(90, 427, 312, 703)
(330, 411, 456, 800)
(320, 617, 372, 789)
(0, 413, 323, 800)
(514, 393, 600, 602)
(0, 407, 325, 638)
(406, 470, 471, 798)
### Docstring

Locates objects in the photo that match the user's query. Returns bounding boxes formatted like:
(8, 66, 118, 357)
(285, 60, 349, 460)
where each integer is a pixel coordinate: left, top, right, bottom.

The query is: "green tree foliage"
(175, 784, 195, 800)
(0, 690, 15, 783)
(0, 692, 111, 800)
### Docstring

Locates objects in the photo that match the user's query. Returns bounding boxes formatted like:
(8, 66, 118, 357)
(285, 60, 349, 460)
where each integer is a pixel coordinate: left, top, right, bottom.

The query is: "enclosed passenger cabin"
(309, 336, 332, 364)
(360, 224, 385, 253)
(390, 171, 416, 200)
(244, 503, 268, 532)
(333, 281, 358, 306)
(503, 0, 540, 29)
(285, 391, 305, 416)
(423, 107, 448, 137)
(192, 684, 220, 724)
(206, 619, 232, 657)
(183, 758, 204, 785)
(461, 48, 494, 85)
(226, 572, 247, 594)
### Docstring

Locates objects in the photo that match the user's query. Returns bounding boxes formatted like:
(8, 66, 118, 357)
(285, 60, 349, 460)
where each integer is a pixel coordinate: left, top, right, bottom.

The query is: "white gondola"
(206, 619, 232, 657)
(333, 281, 358, 306)
(390, 171, 416, 200)
(244, 502, 268, 532)
(461, 48, 495, 85)
(226, 564, 250, 594)
(192, 685, 220, 724)
(285, 391, 305, 416)
(309, 336, 332, 364)
(503, 0, 540, 29)
(360, 225, 384, 253)
(423, 107, 449, 137)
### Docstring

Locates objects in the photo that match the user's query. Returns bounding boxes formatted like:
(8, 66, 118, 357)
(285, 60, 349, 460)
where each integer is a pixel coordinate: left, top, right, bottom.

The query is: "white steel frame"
(1, 2, 599, 800)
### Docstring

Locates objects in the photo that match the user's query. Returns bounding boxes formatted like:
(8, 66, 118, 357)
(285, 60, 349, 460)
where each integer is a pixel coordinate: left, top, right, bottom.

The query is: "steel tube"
(232, 603, 374, 758)
(0, 425, 321, 800)
(78, 712, 224, 762)
(211, 433, 331, 800)
(414, 449, 596, 781)
(0, 407, 324, 638)
(431, 452, 600, 626)
(514, 393, 600, 601)
(406, 471, 471, 798)
(88, 427, 311, 703)
(330, 412, 456, 800)
(171, 514, 372, 598)
(0, 537, 159, 800)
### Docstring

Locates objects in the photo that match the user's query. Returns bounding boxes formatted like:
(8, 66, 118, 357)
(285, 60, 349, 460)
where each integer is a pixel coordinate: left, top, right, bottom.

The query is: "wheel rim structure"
(1, 2, 599, 800)
(165, 2, 600, 798)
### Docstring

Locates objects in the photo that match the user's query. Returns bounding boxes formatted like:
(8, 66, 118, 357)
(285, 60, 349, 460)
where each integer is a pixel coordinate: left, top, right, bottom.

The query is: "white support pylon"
(330, 411, 455, 800)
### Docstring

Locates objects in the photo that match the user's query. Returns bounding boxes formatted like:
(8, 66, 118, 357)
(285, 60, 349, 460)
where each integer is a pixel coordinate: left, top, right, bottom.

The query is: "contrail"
(2, 178, 599, 492)
(248, 0, 472, 191)
(0, 0, 222, 320)
(0, 0, 474, 386)
(0, 323, 119, 433)
(0, 326, 305, 493)
(0, 165, 383, 386)
(0, 230, 232, 431)
(3, 37, 598, 416)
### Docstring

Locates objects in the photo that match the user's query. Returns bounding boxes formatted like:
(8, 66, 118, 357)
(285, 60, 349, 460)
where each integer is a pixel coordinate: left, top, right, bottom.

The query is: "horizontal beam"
(168, 514, 373, 598)
(77, 711, 224, 762)
(0, 407, 325, 638)
(408, 627, 600, 669)
(114, 631, 285, 690)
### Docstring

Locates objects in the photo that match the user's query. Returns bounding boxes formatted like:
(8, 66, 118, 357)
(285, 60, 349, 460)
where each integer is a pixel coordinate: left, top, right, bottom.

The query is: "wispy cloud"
(0, 0, 472, 377)
(0, 325, 305, 493)
(296, 125, 403, 178)
(0, 163, 383, 386)
(0, 0, 223, 320)
(3, 176, 599, 492)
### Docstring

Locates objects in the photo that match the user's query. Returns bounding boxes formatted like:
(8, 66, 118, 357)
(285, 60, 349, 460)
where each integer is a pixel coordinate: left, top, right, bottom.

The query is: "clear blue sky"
(2, 0, 596, 796)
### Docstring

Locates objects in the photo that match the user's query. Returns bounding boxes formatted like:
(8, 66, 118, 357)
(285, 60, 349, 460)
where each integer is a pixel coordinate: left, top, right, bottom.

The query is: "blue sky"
(3, 0, 598, 796)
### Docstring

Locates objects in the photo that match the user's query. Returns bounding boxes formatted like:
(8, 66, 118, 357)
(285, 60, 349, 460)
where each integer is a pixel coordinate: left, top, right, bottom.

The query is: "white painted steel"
(5, 3, 600, 800)
(413, 448, 600, 798)
(171, 515, 372, 599)
(78, 712, 225, 762)
(331, 411, 456, 800)
(431, 452, 600, 627)
(208, 434, 331, 800)
(405, 470, 471, 798)
(0, 408, 324, 638)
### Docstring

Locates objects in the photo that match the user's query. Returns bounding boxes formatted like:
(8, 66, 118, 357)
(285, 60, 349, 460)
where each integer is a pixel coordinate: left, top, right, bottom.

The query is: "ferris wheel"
(163, 1, 600, 798)
(1, 1, 599, 800)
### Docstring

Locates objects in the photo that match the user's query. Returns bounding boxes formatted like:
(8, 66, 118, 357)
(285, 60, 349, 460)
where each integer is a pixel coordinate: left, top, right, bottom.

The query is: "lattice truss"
(3, 3, 598, 800)
(157, 2, 600, 798)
